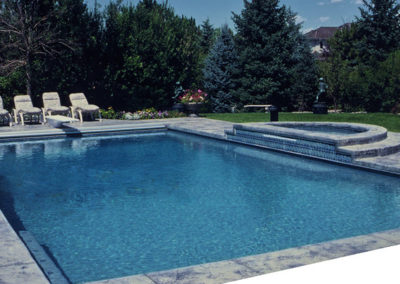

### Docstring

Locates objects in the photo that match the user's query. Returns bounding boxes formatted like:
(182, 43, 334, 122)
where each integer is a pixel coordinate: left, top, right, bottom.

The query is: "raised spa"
(225, 122, 397, 164)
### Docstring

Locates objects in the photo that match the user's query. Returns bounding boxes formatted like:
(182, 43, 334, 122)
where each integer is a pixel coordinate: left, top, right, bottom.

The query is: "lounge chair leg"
(98, 111, 102, 122)
(78, 110, 83, 123)
(42, 109, 47, 123)
(19, 113, 24, 126)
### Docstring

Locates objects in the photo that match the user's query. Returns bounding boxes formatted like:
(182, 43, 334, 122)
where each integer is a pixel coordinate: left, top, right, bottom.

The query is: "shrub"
(124, 107, 186, 120)
(100, 107, 125, 119)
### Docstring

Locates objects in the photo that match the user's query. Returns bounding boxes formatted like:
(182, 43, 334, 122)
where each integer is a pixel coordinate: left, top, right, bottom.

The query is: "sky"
(86, 0, 365, 33)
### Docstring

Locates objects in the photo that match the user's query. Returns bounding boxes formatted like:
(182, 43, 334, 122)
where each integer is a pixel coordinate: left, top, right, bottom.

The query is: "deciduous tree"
(0, 0, 73, 96)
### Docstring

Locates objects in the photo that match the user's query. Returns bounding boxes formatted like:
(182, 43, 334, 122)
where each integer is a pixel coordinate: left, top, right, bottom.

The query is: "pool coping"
(87, 229, 400, 284)
(0, 118, 399, 284)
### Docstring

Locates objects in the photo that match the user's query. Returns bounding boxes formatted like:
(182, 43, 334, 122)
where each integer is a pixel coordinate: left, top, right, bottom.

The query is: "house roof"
(304, 27, 339, 40)
(305, 23, 352, 40)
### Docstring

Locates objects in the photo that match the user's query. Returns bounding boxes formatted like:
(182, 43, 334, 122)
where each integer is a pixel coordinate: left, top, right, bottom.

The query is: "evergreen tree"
(232, 0, 317, 110)
(203, 25, 238, 112)
(357, 0, 400, 63)
(200, 19, 215, 56)
(286, 9, 318, 110)
(328, 23, 360, 65)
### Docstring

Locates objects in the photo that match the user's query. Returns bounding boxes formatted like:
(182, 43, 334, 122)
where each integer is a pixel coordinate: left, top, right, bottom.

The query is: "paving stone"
(87, 274, 155, 284)
(369, 229, 400, 244)
(0, 262, 49, 284)
(146, 260, 256, 284)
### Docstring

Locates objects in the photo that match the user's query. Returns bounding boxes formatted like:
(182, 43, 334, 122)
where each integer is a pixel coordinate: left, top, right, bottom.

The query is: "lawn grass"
(202, 112, 400, 132)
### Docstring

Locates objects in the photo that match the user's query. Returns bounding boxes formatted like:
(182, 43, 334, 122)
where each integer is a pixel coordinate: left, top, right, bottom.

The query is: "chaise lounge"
(13, 95, 42, 125)
(42, 92, 70, 122)
(69, 92, 102, 123)
(0, 96, 12, 126)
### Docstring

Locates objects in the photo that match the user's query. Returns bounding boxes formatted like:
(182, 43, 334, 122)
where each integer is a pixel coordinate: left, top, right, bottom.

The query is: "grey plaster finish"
(89, 229, 400, 284)
(0, 211, 49, 284)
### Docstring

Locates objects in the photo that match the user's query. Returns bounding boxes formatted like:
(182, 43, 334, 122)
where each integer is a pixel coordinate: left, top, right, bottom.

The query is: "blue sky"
(86, 0, 364, 33)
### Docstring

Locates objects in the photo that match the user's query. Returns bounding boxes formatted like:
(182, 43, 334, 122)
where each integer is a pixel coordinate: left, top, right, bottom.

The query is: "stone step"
(354, 152, 400, 174)
(338, 132, 400, 159)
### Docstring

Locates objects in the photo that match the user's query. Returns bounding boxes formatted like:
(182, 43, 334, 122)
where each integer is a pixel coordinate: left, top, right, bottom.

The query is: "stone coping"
(235, 122, 387, 147)
(88, 229, 400, 284)
(0, 122, 167, 141)
(0, 211, 49, 284)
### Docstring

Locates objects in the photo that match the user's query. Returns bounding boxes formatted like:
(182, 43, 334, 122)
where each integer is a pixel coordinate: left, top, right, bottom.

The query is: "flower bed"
(100, 107, 186, 120)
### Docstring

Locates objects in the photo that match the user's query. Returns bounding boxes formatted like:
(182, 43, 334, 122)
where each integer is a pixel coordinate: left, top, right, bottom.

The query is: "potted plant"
(180, 89, 208, 116)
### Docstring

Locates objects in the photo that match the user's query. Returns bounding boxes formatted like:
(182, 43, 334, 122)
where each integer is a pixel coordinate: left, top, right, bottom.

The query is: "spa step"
(354, 151, 400, 174)
(338, 133, 400, 159)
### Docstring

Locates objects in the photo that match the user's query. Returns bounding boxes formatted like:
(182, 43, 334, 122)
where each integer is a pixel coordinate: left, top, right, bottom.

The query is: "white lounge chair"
(42, 92, 70, 122)
(0, 96, 12, 126)
(69, 93, 102, 123)
(13, 95, 42, 125)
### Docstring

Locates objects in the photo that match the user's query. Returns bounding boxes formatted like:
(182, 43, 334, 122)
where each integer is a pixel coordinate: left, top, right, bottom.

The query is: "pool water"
(0, 132, 400, 283)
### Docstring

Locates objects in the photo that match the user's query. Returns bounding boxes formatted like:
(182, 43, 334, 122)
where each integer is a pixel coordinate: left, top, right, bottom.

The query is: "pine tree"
(287, 11, 318, 110)
(203, 25, 238, 112)
(357, 0, 400, 63)
(200, 19, 215, 56)
(232, 0, 317, 110)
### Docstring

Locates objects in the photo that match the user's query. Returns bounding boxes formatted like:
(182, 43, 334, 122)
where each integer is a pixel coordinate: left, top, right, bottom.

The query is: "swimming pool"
(0, 132, 400, 283)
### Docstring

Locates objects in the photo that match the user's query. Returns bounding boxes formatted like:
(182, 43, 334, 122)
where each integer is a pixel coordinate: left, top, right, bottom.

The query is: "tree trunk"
(25, 55, 32, 96)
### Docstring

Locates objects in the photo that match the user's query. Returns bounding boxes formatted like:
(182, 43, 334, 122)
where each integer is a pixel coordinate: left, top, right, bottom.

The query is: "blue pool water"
(0, 132, 400, 283)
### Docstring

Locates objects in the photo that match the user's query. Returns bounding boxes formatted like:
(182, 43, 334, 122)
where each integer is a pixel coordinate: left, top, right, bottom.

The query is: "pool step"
(339, 132, 400, 159)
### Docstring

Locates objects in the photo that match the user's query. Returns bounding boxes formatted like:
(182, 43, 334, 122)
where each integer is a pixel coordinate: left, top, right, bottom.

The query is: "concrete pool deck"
(0, 117, 400, 284)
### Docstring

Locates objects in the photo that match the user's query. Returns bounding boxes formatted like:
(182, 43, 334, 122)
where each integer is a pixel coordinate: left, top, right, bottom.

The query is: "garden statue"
(315, 77, 327, 103)
(313, 77, 328, 114)
(173, 81, 184, 103)
(172, 81, 185, 112)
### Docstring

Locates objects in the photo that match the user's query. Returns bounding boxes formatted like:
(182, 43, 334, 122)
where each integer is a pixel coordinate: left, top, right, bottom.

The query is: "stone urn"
(184, 103, 203, 116)
(172, 103, 185, 113)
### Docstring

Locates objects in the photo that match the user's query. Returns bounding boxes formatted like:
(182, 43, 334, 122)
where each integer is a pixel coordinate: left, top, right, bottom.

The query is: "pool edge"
(86, 229, 400, 284)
